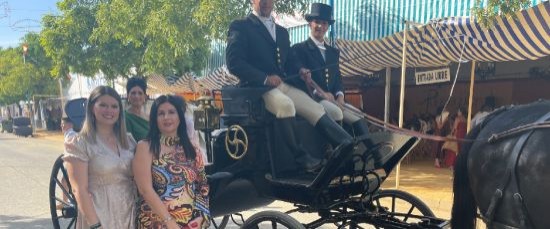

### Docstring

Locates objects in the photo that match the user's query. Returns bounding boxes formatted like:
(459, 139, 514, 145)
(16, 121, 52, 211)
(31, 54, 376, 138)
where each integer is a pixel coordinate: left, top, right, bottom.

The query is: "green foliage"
(0, 40, 58, 105)
(40, 0, 312, 79)
(40, 0, 134, 79)
(196, 0, 312, 40)
(472, 0, 530, 28)
(93, 0, 210, 75)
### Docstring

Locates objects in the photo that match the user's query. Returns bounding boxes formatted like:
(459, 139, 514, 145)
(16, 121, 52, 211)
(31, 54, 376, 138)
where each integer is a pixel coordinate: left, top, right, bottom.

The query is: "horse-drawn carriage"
(49, 87, 450, 229)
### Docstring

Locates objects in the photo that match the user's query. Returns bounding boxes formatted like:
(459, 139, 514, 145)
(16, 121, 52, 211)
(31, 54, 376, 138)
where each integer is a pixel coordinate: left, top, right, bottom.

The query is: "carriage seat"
(221, 86, 273, 127)
(221, 86, 314, 127)
(206, 171, 233, 183)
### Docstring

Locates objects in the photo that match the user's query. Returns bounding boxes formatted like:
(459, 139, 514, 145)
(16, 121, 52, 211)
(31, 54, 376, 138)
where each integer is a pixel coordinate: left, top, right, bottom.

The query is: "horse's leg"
(451, 126, 483, 229)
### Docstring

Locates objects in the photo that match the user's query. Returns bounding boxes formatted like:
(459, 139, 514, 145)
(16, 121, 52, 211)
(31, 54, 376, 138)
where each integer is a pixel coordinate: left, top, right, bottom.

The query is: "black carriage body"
(207, 86, 421, 215)
(51, 95, 450, 229)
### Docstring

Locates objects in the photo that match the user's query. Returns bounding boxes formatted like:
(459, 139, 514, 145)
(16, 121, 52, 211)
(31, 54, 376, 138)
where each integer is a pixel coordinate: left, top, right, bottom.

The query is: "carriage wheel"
(49, 155, 78, 229)
(368, 189, 434, 228)
(241, 210, 305, 229)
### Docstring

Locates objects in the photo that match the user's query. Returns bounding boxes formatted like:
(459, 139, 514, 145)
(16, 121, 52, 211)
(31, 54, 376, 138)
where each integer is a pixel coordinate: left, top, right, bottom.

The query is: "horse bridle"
(481, 110, 550, 229)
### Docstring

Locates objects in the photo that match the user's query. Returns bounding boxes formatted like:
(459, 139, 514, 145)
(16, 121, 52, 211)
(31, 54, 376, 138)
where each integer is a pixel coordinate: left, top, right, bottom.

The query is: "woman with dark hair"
(444, 108, 467, 169)
(133, 95, 210, 229)
(63, 86, 137, 229)
(125, 77, 149, 141)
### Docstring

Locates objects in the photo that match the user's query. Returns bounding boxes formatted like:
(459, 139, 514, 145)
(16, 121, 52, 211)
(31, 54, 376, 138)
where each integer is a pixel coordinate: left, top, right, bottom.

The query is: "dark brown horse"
(452, 100, 550, 229)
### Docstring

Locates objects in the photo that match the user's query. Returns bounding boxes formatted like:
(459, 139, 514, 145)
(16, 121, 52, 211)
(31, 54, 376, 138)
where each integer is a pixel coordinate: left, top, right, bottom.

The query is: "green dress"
(125, 110, 149, 142)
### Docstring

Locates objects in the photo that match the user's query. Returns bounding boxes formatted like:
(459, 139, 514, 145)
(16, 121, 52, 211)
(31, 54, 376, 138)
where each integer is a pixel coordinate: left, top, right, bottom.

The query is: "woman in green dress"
(125, 77, 149, 141)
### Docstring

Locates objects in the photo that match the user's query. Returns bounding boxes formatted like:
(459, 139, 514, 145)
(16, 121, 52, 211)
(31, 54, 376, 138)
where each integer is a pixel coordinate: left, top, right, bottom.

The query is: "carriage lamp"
(194, 92, 221, 164)
(194, 93, 220, 131)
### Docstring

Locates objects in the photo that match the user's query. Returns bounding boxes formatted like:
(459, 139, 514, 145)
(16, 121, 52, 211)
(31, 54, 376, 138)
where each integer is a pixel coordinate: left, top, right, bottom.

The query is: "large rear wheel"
(242, 210, 305, 229)
(49, 155, 78, 229)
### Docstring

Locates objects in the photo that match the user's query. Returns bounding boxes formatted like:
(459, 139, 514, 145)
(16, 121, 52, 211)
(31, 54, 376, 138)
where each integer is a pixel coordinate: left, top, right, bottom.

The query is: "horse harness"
(481, 111, 550, 229)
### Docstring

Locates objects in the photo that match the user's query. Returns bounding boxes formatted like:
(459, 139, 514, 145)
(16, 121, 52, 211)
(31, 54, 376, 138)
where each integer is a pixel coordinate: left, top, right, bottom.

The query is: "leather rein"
(305, 78, 471, 143)
(303, 80, 550, 144)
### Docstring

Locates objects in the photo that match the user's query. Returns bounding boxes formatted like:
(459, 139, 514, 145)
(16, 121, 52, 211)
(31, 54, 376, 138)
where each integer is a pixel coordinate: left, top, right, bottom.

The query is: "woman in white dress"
(63, 86, 137, 229)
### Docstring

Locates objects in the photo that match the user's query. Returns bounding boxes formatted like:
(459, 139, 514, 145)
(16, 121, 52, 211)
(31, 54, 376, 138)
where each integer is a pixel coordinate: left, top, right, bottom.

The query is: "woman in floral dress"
(133, 95, 210, 229)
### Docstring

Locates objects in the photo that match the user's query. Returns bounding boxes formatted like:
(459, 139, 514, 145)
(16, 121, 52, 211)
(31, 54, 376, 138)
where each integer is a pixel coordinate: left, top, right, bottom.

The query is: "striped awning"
(147, 73, 195, 94)
(194, 67, 239, 91)
(147, 67, 240, 94)
(337, 1, 550, 77)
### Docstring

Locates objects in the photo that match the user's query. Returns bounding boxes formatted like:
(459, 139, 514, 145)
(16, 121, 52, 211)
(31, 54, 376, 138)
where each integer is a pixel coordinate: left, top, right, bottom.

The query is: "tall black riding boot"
(274, 118, 321, 172)
(316, 115, 354, 151)
(311, 115, 355, 188)
(352, 119, 382, 168)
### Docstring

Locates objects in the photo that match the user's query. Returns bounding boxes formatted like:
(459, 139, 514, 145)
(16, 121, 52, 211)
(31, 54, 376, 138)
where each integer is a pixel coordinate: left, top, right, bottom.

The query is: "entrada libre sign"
(415, 68, 450, 85)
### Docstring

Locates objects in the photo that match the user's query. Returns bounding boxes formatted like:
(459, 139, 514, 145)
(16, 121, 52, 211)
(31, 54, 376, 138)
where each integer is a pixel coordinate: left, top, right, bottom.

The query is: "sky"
(0, 0, 59, 48)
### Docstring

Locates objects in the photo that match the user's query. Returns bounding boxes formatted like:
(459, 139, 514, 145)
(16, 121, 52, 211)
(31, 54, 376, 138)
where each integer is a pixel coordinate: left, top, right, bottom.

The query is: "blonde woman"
(63, 86, 137, 228)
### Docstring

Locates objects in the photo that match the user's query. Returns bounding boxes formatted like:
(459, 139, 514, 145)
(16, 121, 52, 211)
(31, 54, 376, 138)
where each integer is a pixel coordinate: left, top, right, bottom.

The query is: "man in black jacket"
(292, 3, 373, 152)
(226, 0, 353, 173)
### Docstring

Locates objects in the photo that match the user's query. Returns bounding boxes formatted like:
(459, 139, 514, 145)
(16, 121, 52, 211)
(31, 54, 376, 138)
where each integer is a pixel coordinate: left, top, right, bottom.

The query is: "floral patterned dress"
(137, 145, 210, 229)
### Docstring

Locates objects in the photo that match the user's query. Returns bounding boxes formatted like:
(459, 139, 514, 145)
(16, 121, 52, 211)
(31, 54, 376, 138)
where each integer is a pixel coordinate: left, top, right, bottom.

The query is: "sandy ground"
(382, 160, 454, 219)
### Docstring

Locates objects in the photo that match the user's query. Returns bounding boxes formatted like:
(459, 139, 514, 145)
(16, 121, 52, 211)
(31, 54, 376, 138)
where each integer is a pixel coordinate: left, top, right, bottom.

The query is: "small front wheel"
(49, 155, 78, 229)
(241, 210, 305, 229)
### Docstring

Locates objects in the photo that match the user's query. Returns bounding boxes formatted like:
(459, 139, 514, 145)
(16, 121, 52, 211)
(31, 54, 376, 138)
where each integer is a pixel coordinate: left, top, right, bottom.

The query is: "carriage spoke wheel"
(49, 155, 78, 229)
(370, 189, 434, 228)
(241, 210, 305, 229)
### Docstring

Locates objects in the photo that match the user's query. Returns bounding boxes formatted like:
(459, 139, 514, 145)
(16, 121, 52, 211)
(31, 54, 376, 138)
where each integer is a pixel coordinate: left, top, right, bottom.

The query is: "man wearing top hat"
(292, 3, 374, 153)
(226, 0, 355, 174)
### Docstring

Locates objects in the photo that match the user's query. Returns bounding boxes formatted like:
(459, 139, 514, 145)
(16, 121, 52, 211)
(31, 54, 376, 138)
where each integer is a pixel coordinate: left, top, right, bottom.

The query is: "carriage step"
(207, 172, 233, 182)
(328, 169, 387, 187)
(265, 173, 316, 187)
(266, 168, 387, 188)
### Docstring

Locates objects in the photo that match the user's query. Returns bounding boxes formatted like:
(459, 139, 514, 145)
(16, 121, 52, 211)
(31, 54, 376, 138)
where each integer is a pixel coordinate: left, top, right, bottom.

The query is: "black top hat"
(305, 3, 335, 25)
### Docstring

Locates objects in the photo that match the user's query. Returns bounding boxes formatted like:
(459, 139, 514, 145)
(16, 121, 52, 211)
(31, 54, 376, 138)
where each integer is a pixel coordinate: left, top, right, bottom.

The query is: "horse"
(452, 100, 550, 229)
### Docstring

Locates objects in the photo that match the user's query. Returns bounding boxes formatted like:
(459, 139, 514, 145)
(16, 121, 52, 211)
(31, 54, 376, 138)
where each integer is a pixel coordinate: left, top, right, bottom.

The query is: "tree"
(40, 0, 312, 80)
(41, 0, 140, 80)
(0, 38, 58, 105)
(92, 0, 210, 75)
(195, 0, 312, 40)
(472, 0, 530, 28)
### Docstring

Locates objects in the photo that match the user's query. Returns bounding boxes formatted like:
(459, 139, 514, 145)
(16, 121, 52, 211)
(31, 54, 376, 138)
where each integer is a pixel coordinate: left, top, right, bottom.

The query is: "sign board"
(415, 68, 450, 85)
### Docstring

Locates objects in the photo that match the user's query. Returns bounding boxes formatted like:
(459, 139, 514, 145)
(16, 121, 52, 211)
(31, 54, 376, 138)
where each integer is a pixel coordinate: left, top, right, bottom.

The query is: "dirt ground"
(381, 159, 454, 219)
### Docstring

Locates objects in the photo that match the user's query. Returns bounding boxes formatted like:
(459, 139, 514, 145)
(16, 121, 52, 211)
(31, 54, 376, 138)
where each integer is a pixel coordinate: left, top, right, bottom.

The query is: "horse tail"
(451, 124, 482, 229)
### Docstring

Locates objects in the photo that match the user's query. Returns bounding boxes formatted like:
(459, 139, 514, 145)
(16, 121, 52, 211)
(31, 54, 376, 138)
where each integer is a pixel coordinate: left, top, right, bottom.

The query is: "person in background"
(61, 117, 77, 140)
(433, 106, 450, 168)
(125, 77, 149, 141)
(133, 95, 210, 229)
(63, 86, 137, 228)
(444, 108, 467, 169)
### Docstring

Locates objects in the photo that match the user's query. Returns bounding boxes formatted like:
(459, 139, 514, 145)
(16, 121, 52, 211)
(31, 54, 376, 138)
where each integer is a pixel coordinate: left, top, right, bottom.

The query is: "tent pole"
(396, 21, 409, 189)
(467, 61, 476, 133)
(384, 67, 391, 125)
(329, 0, 335, 46)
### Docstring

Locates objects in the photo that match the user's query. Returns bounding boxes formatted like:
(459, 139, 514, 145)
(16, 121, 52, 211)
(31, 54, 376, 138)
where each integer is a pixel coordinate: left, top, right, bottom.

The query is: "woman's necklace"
(160, 135, 180, 147)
